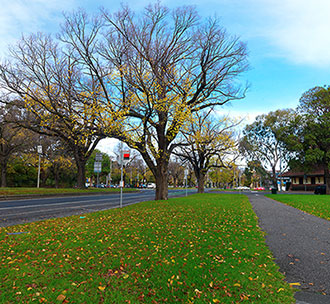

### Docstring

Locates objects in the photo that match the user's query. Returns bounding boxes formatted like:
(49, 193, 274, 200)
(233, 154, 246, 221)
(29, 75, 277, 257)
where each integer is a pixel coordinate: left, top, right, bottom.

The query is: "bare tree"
(168, 159, 185, 187)
(0, 4, 248, 196)
(174, 110, 239, 193)
(97, 4, 248, 199)
(0, 30, 113, 188)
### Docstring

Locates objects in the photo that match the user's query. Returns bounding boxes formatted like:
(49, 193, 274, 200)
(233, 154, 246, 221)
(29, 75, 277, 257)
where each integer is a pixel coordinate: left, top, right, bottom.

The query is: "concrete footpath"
(247, 193, 330, 304)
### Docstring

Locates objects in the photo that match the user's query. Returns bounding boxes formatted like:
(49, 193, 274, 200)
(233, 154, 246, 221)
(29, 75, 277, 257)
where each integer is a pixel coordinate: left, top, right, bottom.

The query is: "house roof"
(280, 169, 325, 177)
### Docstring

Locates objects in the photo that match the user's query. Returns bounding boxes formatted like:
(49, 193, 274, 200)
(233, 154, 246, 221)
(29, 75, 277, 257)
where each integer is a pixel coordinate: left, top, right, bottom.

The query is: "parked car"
(314, 185, 326, 194)
(235, 186, 250, 191)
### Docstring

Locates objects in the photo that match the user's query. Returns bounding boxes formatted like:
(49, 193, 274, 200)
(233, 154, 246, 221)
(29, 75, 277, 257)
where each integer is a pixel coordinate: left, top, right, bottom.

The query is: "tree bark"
(76, 159, 87, 189)
(1, 161, 7, 188)
(155, 164, 168, 200)
(197, 173, 206, 193)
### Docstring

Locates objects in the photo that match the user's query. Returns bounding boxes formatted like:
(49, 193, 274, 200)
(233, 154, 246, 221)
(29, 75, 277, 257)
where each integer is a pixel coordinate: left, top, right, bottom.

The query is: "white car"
(146, 183, 156, 189)
(235, 186, 250, 190)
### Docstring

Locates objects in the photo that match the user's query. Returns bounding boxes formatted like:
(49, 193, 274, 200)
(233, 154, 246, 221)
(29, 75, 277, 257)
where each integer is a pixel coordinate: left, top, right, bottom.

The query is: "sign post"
(94, 153, 102, 187)
(37, 145, 42, 188)
(108, 159, 112, 187)
(184, 169, 188, 197)
(119, 146, 130, 208)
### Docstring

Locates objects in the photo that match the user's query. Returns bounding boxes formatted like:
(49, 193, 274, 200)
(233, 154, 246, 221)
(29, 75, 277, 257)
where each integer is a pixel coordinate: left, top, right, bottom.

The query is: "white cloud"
(187, 0, 330, 67)
(251, 0, 330, 66)
(215, 109, 265, 126)
(96, 138, 119, 156)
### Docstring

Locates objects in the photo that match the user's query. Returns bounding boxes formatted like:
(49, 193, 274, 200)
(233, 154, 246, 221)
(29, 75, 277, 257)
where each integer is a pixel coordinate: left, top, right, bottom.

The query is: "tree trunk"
(1, 161, 7, 188)
(325, 167, 330, 194)
(54, 167, 59, 189)
(155, 165, 168, 200)
(41, 168, 47, 187)
(197, 173, 206, 193)
(76, 159, 87, 189)
(272, 167, 278, 190)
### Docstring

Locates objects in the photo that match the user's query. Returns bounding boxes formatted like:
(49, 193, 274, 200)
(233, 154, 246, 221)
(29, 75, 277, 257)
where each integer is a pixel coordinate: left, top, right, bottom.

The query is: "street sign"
(37, 145, 42, 154)
(94, 161, 102, 173)
(95, 153, 103, 162)
(123, 150, 130, 160)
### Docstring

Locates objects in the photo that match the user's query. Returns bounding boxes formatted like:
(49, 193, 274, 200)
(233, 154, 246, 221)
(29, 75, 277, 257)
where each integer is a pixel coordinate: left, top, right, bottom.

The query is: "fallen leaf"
(57, 294, 66, 301)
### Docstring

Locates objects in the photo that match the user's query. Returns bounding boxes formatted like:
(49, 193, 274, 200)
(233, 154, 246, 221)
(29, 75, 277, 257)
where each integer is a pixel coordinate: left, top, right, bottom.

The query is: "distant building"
(280, 168, 325, 191)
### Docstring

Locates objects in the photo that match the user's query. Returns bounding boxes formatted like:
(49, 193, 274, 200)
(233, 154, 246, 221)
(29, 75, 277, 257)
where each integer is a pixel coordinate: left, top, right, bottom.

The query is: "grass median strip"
(266, 194, 330, 221)
(0, 194, 294, 303)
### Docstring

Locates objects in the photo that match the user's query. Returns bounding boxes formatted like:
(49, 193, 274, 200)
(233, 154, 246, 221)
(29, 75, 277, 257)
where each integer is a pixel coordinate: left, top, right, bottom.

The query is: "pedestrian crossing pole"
(119, 143, 130, 208)
(120, 142, 123, 208)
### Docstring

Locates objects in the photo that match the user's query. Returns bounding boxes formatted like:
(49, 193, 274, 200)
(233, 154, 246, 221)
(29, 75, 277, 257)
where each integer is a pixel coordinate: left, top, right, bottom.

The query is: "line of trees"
(0, 3, 248, 199)
(240, 86, 330, 193)
(174, 110, 240, 193)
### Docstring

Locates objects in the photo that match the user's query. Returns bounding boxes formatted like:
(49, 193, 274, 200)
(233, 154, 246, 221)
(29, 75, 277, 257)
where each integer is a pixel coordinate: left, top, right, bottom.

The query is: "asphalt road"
(0, 189, 196, 228)
(247, 193, 330, 304)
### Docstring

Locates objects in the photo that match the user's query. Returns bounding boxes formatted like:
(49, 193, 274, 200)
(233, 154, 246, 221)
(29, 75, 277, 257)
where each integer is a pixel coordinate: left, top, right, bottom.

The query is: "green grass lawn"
(267, 194, 330, 221)
(0, 194, 295, 303)
(0, 187, 138, 196)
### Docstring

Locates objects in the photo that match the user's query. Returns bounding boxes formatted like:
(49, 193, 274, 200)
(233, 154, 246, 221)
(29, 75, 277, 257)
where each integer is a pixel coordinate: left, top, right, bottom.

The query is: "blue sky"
(1, 0, 330, 153)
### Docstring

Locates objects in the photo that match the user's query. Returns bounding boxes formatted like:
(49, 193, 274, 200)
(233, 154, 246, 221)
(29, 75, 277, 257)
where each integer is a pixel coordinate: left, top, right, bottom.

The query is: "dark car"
(314, 185, 326, 194)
